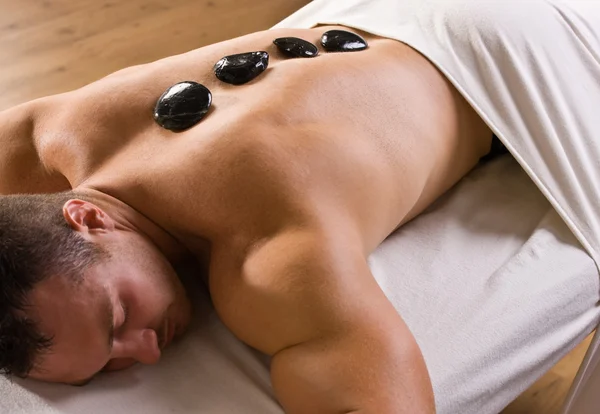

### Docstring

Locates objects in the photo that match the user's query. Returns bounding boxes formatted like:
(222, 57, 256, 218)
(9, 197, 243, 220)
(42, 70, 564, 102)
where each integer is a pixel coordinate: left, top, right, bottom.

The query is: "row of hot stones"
(154, 29, 369, 132)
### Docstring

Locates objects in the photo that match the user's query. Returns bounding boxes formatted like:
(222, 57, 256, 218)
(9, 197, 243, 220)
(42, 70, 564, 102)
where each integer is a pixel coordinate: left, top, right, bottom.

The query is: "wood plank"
(0, 0, 311, 109)
(502, 334, 593, 414)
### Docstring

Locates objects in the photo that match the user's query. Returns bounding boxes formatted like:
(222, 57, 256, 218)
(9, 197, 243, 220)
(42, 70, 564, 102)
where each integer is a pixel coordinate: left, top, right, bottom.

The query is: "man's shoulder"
(207, 223, 366, 355)
(0, 99, 71, 194)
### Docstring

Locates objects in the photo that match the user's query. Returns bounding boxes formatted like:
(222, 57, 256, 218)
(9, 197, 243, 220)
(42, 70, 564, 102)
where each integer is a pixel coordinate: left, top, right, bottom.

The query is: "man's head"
(0, 192, 192, 385)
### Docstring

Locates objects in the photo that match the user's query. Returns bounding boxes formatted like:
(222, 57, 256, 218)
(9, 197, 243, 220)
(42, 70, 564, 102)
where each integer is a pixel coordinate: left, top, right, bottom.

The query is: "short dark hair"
(0, 191, 104, 377)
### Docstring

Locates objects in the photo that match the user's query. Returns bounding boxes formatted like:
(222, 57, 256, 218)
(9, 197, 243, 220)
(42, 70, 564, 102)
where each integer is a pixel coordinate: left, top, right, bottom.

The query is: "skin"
(0, 25, 493, 412)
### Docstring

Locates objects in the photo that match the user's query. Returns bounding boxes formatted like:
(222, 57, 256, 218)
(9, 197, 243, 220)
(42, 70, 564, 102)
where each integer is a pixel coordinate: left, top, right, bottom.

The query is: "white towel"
(369, 157, 600, 413)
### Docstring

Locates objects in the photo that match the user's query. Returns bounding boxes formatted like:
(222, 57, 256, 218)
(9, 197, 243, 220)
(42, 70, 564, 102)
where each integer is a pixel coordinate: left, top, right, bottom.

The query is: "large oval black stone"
(321, 30, 368, 52)
(213, 51, 269, 85)
(154, 81, 212, 132)
(273, 37, 319, 58)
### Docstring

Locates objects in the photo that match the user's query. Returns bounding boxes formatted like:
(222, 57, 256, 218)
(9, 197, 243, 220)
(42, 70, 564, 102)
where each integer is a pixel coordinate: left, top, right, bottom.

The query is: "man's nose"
(111, 328, 162, 366)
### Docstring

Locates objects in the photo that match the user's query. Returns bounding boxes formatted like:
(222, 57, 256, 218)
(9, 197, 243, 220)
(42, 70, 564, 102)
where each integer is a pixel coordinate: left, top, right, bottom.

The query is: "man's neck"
(74, 187, 208, 266)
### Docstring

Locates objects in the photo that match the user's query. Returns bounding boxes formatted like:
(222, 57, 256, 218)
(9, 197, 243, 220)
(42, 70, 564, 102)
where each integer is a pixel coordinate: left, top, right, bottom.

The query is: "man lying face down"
(0, 24, 496, 413)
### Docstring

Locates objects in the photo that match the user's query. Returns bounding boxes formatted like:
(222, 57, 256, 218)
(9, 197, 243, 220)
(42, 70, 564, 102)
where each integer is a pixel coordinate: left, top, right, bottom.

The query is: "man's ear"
(62, 199, 115, 233)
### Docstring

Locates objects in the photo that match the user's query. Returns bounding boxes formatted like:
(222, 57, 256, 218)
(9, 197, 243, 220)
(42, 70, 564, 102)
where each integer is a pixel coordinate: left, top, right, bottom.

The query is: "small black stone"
(273, 37, 319, 58)
(213, 51, 269, 85)
(154, 81, 212, 132)
(321, 30, 368, 52)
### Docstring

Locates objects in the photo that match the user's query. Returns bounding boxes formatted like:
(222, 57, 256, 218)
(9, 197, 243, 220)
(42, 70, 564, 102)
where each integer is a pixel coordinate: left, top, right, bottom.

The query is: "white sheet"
(4, 156, 598, 414)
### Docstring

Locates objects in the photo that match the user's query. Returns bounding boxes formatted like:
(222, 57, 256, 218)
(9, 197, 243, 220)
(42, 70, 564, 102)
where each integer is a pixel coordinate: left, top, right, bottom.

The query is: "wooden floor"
(0, 0, 593, 412)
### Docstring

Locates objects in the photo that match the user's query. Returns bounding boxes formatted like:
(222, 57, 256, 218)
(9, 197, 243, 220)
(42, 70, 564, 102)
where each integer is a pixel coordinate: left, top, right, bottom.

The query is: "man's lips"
(160, 318, 175, 350)
(159, 318, 168, 349)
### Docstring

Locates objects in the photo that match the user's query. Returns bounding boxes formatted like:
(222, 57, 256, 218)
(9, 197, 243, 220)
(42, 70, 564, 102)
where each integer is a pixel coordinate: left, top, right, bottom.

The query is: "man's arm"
(212, 227, 435, 413)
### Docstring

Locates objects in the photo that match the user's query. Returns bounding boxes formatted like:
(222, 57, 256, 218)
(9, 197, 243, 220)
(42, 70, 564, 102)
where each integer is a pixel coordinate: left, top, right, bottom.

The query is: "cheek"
(116, 251, 189, 323)
(121, 270, 179, 318)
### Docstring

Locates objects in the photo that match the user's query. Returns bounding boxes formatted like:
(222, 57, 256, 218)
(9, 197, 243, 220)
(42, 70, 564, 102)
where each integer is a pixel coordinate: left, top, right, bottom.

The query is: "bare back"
(7, 25, 488, 254)
(0, 24, 492, 266)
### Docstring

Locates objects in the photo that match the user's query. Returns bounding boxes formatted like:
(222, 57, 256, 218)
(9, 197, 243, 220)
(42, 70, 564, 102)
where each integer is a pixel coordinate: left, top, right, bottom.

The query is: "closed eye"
(121, 303, 130, 328)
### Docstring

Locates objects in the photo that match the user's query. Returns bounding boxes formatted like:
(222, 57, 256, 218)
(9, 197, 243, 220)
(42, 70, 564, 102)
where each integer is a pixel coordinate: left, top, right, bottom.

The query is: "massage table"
(3, 0, 600, 413)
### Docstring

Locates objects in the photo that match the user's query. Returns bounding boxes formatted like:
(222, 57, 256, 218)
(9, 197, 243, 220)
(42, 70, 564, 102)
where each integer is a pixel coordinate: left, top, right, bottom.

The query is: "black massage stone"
(273, 37, 319, 58)
(213, 51, 269, 85)
(154, 81, 212, 132)
(320, 30, 368, 52)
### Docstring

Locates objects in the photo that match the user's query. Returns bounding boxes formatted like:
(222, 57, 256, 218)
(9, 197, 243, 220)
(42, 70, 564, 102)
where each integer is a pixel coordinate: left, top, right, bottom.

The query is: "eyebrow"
(67, 294, 114, 386)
